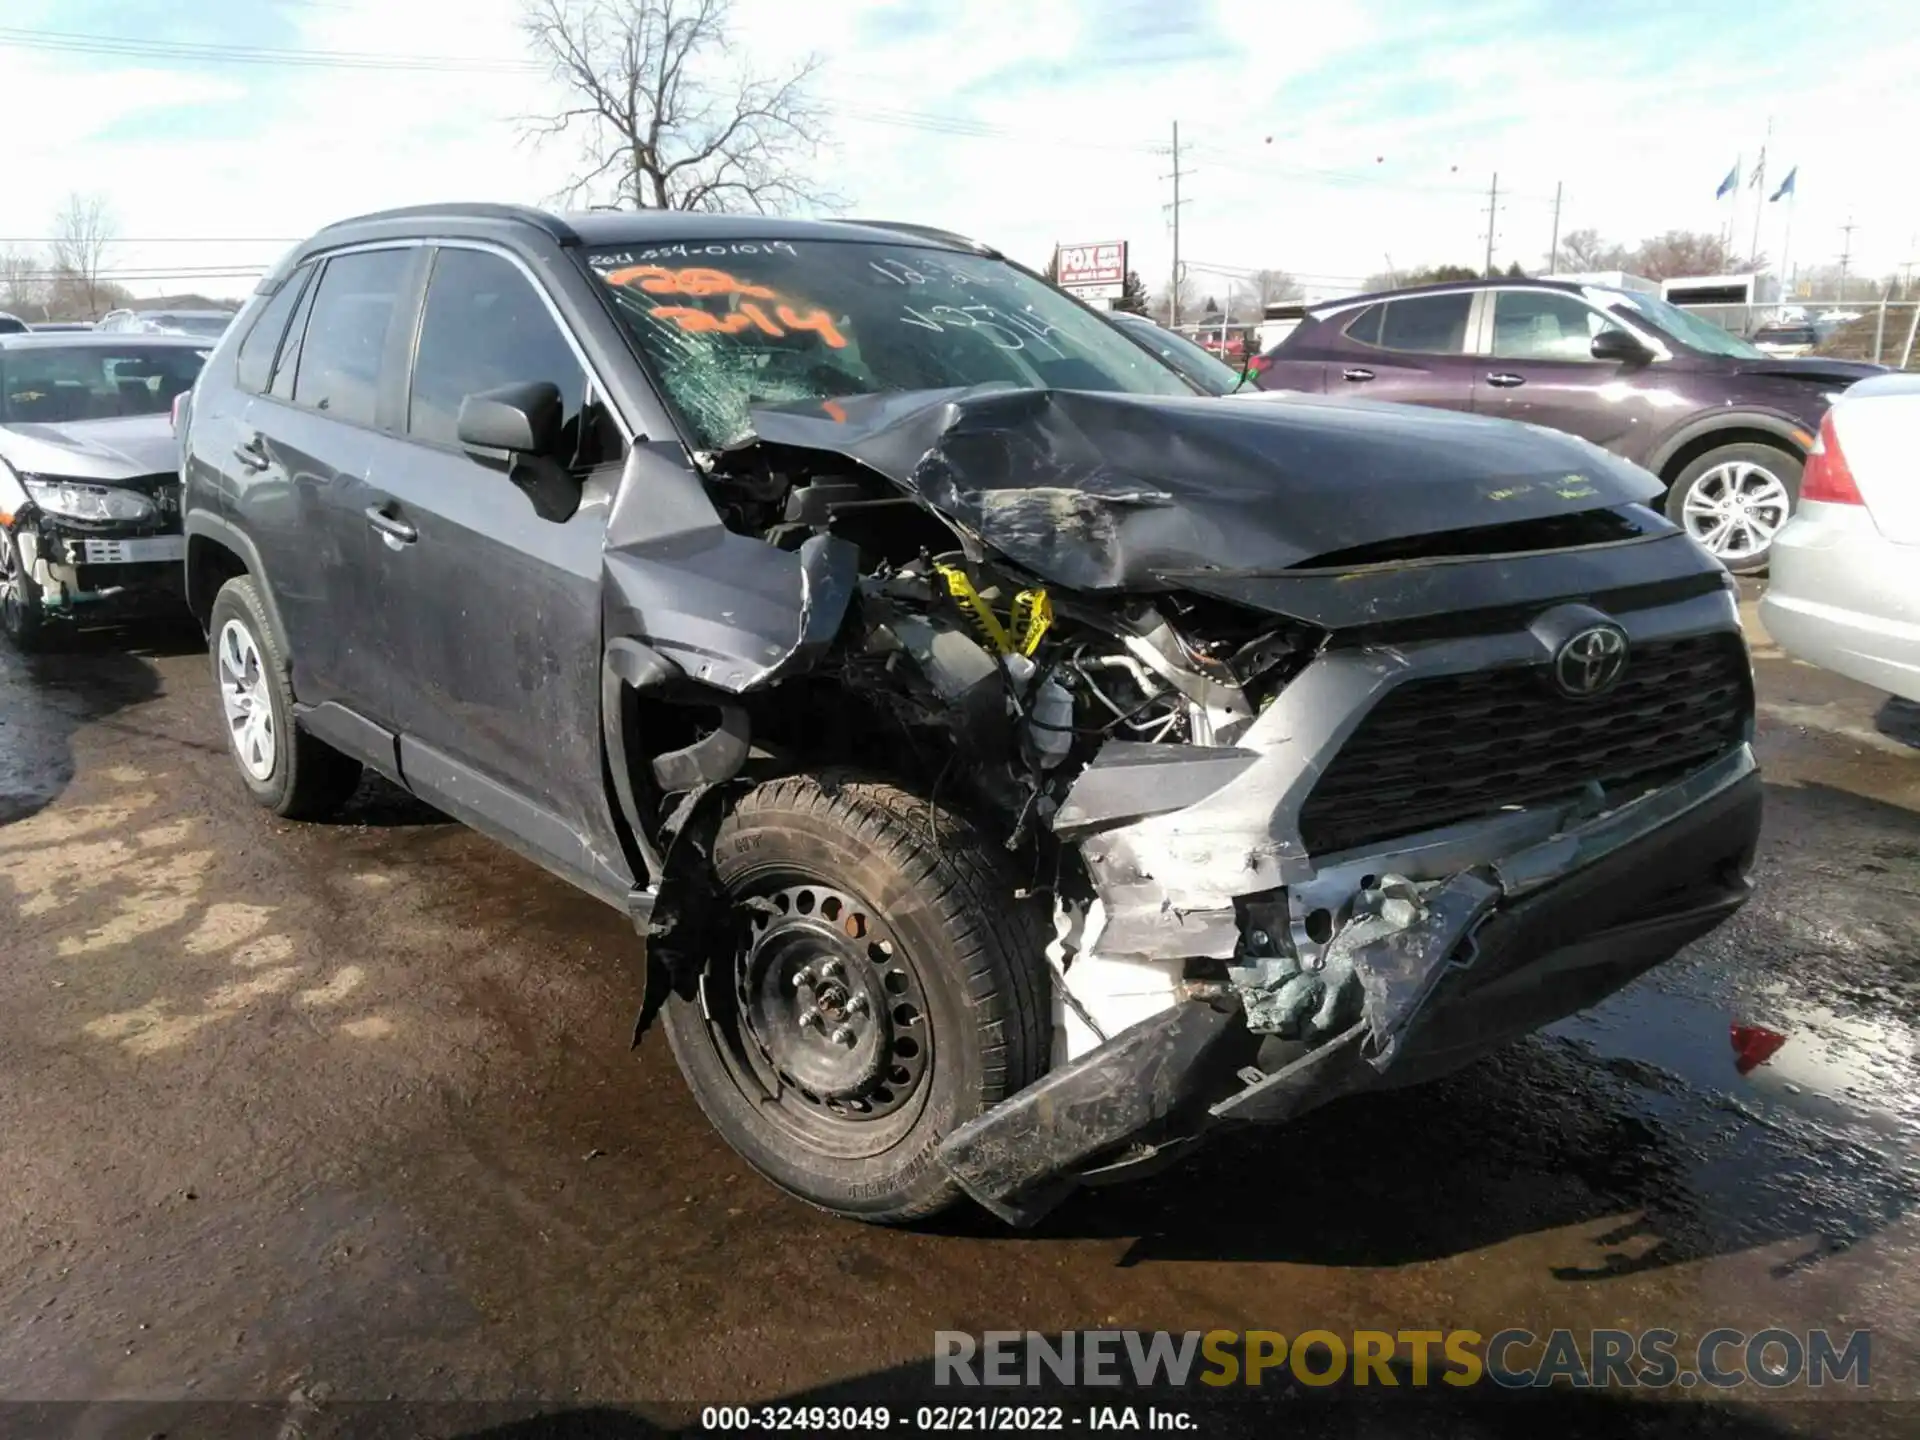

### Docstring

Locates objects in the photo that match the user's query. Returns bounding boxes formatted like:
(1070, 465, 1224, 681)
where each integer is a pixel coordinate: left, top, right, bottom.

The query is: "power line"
(0, 27, 1171, 155)
(4, 266, 267, 281)
(0, 25, 540, 73)
(0, 237, 301, 246)
(1187, 144, 1560, 203)
(828, 104, 1161, 155)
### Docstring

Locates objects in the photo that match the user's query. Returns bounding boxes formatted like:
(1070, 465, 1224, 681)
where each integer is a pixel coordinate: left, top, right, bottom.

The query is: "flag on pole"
(1770, 167, 1797, 202)
(1715, 163, 1739, 199)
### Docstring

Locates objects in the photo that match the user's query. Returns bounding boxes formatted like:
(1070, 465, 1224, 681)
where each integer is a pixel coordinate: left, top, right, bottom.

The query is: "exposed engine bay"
(608, 384, 1762, 1224)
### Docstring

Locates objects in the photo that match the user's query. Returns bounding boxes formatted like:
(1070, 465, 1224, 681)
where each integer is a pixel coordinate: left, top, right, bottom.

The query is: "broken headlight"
(23, 477, 155, 523)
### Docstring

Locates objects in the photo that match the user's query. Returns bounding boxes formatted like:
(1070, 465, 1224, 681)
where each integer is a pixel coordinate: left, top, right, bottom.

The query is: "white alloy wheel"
(1681, 459, 1792, 562)
(218, 617, 277, 781)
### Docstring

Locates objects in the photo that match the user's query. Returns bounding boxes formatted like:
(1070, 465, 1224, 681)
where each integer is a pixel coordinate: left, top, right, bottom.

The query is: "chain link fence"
(1671, 298, 1920, 370)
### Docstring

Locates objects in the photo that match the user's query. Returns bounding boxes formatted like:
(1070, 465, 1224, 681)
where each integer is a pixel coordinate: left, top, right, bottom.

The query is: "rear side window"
(234, 266, 313, 394)
(270, 271, 321, 403)
(1343, 304, 1384, 346)
(290, 248, 411, 427)
(1377, 293, 1473, 354)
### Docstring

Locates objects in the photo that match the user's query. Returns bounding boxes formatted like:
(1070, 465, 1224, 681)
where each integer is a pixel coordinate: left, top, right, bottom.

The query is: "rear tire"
(662, 773, 1051, 1223)
(1665, 441, 1802, 575)
(208, 575, 362, 820)
(0, 526, 47, 652)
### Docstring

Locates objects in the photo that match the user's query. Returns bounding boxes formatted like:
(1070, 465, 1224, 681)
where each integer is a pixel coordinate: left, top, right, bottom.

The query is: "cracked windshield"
(588, 241, 1193, 447)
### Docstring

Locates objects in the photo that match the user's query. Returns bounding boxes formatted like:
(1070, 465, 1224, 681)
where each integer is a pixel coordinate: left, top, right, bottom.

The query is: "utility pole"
(1548, 180, 1563, 274)
(1161, 121, 1191, 328)
(1839, 218, 1858, 297)
(1482, 172, 1500, 277)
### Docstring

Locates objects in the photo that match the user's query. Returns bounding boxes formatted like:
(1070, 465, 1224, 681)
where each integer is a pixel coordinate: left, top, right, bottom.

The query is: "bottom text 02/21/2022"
(696, 1404, 1195, 1431)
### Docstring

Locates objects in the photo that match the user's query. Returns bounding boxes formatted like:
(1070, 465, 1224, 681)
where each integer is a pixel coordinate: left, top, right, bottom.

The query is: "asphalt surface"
(2, 589, 1918, 1439)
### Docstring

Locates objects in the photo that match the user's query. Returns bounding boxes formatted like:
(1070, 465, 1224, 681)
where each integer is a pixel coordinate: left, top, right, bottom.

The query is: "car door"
(1472, 288, 1664, 454)
(368, 242, 632, 890)
(238, 246, 419, 724)
(1328, 291, 1479, 410)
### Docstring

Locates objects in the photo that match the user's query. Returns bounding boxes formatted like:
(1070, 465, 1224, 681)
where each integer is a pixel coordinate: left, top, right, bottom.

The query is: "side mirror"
(456, 381, 564, 458)
(1591, 329, 1653, 365)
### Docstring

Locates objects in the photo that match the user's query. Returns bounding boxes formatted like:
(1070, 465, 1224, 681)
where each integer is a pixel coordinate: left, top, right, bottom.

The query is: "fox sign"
(1055, 240, 1127, 299)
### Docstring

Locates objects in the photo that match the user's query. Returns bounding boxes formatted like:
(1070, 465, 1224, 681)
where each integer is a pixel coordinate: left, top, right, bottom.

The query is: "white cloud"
(0, 0, 1915, 304)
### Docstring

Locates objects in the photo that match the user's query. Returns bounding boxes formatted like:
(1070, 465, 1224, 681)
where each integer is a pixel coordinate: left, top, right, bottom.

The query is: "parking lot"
(2, 587, 1918, 1436)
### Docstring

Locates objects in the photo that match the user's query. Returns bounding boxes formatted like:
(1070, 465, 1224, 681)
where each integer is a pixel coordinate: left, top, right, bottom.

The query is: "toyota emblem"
(1554, 624, 1629, 697)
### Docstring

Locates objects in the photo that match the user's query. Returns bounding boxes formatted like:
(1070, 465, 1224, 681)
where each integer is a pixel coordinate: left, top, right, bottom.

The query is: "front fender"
(0, 456, 27, 522)
(1645, 408, 1815, 479)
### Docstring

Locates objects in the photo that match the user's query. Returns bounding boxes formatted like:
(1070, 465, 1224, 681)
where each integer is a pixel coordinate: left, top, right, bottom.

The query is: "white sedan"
(1760, 372, 1920, 701)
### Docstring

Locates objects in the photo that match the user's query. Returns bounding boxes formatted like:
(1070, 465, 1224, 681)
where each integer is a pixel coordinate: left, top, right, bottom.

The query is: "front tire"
(663, 773, 1051, 1223)
(0, 525, 47, 652)
(208, 575, 362, 819)
(1666, 442, 1802, 575)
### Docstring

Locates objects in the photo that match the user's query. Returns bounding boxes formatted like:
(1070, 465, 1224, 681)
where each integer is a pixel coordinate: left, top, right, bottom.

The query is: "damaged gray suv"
(179, 205, 1762, 1225)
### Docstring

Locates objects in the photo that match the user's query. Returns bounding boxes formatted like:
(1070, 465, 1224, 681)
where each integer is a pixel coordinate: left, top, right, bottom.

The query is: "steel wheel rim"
(217, 618, 276, 781)
(1682, 460, 1792, 560)
(700, 877, 935, 1158)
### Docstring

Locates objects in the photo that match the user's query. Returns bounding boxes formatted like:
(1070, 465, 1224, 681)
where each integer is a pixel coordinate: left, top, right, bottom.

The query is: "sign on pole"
(1055, 240, 1127, 301)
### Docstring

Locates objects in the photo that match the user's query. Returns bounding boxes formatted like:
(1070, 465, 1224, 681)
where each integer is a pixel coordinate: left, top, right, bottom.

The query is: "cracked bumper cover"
(937, 745, 1762, 1225)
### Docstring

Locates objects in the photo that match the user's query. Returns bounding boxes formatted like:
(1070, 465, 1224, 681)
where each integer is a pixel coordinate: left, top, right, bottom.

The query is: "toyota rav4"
(178, 206, 1762, 1225)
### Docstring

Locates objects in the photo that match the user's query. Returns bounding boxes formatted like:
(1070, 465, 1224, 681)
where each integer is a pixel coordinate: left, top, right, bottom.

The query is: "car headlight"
(22, 477, 155, 523)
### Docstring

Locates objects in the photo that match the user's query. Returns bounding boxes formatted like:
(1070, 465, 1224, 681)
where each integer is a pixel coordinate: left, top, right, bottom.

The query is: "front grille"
(1297, 632, 1750, 856)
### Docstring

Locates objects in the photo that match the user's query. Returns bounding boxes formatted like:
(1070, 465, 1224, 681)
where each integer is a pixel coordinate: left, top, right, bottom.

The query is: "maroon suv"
(1253, 278, 1883, 572)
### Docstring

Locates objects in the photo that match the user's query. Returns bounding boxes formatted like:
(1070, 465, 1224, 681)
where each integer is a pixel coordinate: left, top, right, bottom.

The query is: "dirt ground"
(2, 590, 1918, 1439)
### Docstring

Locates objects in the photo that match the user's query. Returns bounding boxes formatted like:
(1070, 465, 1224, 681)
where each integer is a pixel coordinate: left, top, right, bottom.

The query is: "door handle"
(364, 504, 417, 546)
(232, 435, 269, 471)
(1485, 372, 1527, 387)
(1341, 367, 1375, 382)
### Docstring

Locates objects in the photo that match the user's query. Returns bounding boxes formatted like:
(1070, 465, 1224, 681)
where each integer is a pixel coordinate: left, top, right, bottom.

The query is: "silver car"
(1759, 372, 1920, 701)
(0, 333, 208, 648)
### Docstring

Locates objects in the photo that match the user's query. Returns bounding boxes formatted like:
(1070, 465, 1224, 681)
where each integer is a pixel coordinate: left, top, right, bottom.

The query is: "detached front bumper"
(937, 746, 1762, 1225)
(14, 516, 185, 617)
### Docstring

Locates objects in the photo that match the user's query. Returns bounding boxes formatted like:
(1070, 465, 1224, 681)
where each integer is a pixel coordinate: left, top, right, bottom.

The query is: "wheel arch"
(184, 514, 287, 647)
(1648, 412, 1813, 491)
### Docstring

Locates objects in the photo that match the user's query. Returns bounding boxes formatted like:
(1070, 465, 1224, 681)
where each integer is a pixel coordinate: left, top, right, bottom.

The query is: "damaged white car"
(180, 208, 1761, 1225)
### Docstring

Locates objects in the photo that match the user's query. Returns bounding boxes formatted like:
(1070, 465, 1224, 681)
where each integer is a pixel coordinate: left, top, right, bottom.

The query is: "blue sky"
(1, 0, 1914, 301)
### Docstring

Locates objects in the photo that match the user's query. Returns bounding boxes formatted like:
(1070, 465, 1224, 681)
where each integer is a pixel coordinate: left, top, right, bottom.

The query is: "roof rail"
(315, 202, 580, 245)
(844, 219, 999, 256)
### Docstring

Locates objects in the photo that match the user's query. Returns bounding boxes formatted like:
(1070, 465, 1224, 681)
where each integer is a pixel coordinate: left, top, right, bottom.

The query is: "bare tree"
(52, 193, 116, 319)
(1360, 262, 1480, 292)
(521, 0, 833, 213)
(1555, 227, 1632, 273)
(0, 249, 51, 320)
(1630, 230, 1763, 283)
(1231, 267, 1302, 319)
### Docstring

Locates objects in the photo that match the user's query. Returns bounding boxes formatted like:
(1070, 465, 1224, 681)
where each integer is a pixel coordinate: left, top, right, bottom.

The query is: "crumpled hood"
(0, 413, 178, 483)
(744, 387, 1662, 592)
